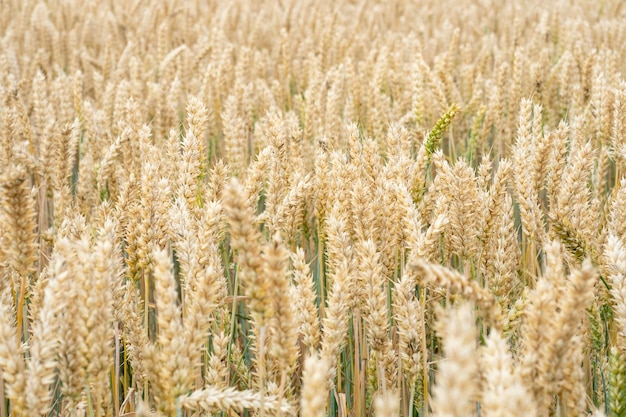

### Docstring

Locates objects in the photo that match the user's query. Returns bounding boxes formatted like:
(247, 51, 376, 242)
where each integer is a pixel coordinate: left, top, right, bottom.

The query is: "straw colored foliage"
(2, 0, 626, 416)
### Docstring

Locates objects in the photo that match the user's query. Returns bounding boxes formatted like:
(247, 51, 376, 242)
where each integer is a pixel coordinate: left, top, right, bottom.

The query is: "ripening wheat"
(1, 0, 626, 416)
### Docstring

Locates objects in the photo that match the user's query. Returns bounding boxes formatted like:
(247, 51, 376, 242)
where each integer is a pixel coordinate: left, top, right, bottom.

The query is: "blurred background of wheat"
(1, 0, 626, 416)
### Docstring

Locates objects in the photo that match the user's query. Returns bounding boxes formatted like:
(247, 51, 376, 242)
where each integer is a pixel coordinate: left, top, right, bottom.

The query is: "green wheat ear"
(425, 103, 460, 161)
(550, 214, 599, 265)
(609, 347, 626, 417)
(586, 304, 603, 354)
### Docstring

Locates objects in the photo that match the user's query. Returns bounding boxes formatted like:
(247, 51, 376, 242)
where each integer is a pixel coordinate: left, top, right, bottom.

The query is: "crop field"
(1, 0, 626, 416)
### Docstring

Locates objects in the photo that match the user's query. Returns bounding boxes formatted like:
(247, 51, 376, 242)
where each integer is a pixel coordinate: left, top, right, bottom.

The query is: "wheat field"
(1, 0, 626, 416)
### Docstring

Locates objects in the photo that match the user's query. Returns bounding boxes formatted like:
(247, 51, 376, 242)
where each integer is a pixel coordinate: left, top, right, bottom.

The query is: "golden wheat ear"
(431, 303, 478, 417)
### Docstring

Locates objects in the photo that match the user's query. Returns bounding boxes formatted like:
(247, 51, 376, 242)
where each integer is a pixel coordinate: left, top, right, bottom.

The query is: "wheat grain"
(0, 1, 625, 416)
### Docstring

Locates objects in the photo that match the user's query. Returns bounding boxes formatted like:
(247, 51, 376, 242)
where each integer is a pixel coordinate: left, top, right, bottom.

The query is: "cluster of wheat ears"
(2, 0, 626, 416)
